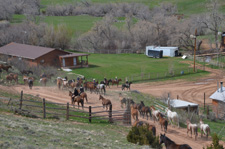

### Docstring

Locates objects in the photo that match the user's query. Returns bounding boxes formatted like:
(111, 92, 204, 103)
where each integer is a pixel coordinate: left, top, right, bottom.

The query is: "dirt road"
(0, 83, 224, 149)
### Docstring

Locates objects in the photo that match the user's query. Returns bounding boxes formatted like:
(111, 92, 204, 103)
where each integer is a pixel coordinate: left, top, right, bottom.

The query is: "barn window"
(40, 59, 45, 63)
(18, 57, 22, 60)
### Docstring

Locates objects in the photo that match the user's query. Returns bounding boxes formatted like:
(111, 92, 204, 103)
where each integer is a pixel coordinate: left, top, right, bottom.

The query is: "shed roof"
(168, 99, 198, 108)
(59, 53, 89, 58)
(0, 42, 58, 60)
(209, 87, 225, 103)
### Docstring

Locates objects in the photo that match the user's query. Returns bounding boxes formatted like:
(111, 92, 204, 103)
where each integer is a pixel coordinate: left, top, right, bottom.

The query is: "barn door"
(62, 58, 65, 67)
(73, 57, 77, 66)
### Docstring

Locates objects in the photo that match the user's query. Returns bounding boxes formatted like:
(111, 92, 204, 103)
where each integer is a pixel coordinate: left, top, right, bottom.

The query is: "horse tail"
(103, 85, 106, 94)
(152, 126, 156, 136)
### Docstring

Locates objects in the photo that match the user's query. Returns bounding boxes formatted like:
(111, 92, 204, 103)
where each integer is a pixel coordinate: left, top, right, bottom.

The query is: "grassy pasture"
(70, 53, 209, 81)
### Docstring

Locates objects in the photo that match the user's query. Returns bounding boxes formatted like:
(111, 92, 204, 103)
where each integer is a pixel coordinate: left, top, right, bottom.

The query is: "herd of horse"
(122, 98, 211, 148)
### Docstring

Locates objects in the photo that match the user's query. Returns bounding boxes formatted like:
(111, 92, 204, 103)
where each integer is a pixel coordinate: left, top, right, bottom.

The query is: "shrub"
(204, 133, 224, 149)
(127, 126, 161, 148)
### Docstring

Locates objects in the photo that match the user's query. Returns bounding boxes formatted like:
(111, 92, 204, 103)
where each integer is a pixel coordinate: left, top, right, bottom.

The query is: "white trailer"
(146, 46, 178, 57)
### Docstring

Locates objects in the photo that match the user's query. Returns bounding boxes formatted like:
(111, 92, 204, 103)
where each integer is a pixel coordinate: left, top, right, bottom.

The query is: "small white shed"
(146, 46, 179, 57)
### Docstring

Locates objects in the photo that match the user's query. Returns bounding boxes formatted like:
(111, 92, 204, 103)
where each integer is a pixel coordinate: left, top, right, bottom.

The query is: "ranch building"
(209, 82, 225, 119)
(0, 42, 89, 68)
(167, 99, 199, 114)
(146, 46, 179, 57)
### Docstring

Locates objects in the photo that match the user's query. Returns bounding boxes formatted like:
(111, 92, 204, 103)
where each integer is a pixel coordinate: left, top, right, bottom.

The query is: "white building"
(146, 46, 179, 57)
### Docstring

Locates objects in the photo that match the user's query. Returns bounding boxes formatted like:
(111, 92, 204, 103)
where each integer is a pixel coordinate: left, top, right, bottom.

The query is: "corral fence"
(0, 91, 131, 125)
(125, 66, 205, 83)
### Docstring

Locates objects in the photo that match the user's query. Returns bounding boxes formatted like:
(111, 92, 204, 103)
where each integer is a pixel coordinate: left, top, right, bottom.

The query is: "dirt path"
(0, 84, 224, 148)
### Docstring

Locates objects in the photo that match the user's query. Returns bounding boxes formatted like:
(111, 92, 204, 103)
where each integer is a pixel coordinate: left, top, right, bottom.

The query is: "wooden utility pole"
(194, 29, 197, 72)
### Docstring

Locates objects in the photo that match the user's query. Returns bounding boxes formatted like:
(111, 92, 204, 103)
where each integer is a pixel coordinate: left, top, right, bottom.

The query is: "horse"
(96, 84, 106, 95)
(20, 70, 33, 76)
(100, 79, 112, 88)
(151, 106, 160, 123)
(132, 120, 156, 136)
(140, 106, 152, 120)
(186, 119, 198, 140)
(199, 120, 210, 139)
(39, 77, 48, 86)
(57, 77, 63, 90)
(111, 78, 122, 87)
(80, 92, 88, 103)
(69, 91, 84, 109)
(0, 64, 13, 72)
(6, 73, 18, 84)
(84, 82, 96, 93)
(131, 106, 138, 121)
(158, 113, 168, 133)
(160, 134, 192, 149)
(28, 79, 33, 89)
(165, 108, 179, 128)
(122, 82, 132, 90)
(99, 95, 112, 111)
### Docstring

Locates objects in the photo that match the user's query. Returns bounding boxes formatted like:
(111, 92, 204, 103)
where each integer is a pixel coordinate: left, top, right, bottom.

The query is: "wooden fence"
(0, 91, 131, 125)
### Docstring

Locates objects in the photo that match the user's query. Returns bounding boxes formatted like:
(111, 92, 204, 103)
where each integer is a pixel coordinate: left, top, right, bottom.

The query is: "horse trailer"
(146, 49, 163, 58)
(146, 46, 179, 57)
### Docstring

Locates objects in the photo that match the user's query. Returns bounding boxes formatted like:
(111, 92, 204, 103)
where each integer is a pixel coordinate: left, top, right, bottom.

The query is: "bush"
(127, 126, 161, 148)
(204, 133, 224, 149)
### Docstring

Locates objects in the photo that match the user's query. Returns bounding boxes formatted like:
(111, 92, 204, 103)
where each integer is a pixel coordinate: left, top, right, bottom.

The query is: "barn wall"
(217, 101, 225, 119)
(36, 50, 69, 67)
(212, 100, 219, 118)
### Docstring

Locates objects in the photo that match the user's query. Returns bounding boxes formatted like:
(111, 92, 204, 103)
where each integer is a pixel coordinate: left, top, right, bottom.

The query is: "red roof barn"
(0, 42, 89, 68)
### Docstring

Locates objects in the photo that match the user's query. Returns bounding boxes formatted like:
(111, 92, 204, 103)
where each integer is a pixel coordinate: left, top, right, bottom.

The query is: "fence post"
(89, 106, 92, 123)
(204, 92, 205, 111)
(43, 98, 46, 119)
(188, 104, 190, 115)
(19, 90, 23, 109)
(66, 102, 69, 120)
(207, 105, 209, 119)
(109, 104, 112, 123)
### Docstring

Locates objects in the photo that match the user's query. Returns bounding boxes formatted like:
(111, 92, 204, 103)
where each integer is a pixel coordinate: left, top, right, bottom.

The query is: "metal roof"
(168, 99, 198, 108)
(0, 42, 58, 60)
(59, 53, 88, 58)
(209, 87, 225, 103)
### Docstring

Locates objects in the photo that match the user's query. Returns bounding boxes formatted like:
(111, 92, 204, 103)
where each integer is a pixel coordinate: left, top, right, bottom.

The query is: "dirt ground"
(0, 64, 225, 148)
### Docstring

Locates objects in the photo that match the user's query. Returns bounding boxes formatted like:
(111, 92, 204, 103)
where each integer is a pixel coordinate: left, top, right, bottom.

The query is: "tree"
(200, 0, 225, 50)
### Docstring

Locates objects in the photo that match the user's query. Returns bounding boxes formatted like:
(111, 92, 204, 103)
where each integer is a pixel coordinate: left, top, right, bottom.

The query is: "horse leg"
(201, 129, 203, 138)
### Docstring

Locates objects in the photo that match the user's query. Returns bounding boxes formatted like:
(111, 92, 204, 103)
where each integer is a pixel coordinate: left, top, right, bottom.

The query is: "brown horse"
(80, 92, 88, 103)
(160, 134, 192, 149)
(57, 77, 63, 90)
(0, 64, 13, 72)
(84, 82, 96, 93)
(39, 77, 48, 86)
(132, 120, 156, 136)
(6, 73, 18, 84)
(140, 106, 152, 120)
(186, 119, 198, 140)
(111, 78, 122, 87)
(131, 106, 138, 121)
(158, 113, 168, 133)
(69, 91, 84, 109)
(99, 95, 112, 111)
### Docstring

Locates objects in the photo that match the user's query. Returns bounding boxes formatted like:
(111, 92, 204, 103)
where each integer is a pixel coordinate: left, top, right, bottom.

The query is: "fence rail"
(0, 91, 131, 125)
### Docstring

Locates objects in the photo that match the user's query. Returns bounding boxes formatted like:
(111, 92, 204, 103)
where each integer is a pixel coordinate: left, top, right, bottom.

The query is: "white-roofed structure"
(146, 46, 179, 57)
(167, 99, 199, 113)
(209, 82, 225, 119)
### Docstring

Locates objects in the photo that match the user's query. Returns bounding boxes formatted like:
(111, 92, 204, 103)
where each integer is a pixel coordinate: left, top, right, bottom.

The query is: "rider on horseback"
(73, 88, 79, 98)
(125, 77, 129, 86)
(80, 85, 84, 93)
(115, 76, 118, 81)
(104, 77, 107, 84)
(93, 78, 97, 87)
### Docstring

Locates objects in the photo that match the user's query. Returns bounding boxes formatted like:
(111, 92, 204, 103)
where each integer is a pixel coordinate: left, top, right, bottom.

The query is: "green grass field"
(41, 0, 225, 15)
(70, 54, 208, 81)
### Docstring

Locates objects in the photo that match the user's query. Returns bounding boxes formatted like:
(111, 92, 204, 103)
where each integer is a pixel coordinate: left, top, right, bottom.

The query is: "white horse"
(165, 108, 179, 128)
(199, 120, 210, 139)
(96, 84, 106, 95)
(151, 106, 160, 123)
